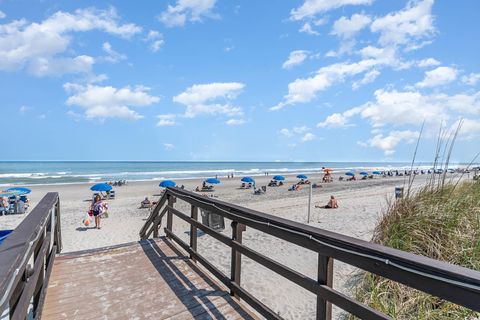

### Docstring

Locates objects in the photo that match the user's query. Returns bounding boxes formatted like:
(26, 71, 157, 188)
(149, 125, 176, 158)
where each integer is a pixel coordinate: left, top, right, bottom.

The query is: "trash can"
(395, 187, 404, 199)
(201, 209, 225, 230)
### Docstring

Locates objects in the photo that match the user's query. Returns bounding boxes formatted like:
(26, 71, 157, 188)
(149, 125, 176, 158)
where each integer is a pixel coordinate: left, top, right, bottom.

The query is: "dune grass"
(352, 180, 480, 319)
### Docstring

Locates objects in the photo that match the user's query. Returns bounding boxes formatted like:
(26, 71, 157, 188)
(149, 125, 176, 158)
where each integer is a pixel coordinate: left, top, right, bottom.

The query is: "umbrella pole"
(307, 183, 312, 223)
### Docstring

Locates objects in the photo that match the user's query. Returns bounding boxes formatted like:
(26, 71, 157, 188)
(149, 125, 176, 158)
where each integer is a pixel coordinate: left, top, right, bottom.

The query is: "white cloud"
(462, 73, 480, 86)
(64, 83, 160, 120)
(349, 89, 480, 128)
(163, 143, 174, 151)
(279, 126, 315, 143)
(299, 22, 319, 35)
(301, 132, 316, 142)
(453, 119, 480, 140)
(272, 58, 381, 110)
(144, 30, 164, 52)
(279, 128, 293, 137)
(0, 7, 141, 76)
(156, 114, 177, 126)
(317, 107, 362, 128)
(352, 69, 380, 90)
(173, 82, 245, 118)
(291, 0, 373, 21)
(416, 66, 457, 88)
(331, 13, 371, 38)
(159, 0, 218, 27)
(282, 50, 310, 69)
(0, 11, 6, 19)
(226, 119, 245, 126)
(370, 0, 435, 48)
(293, 126, 309, 134)
(102, 42, 127, 63)
(19, 105, 31, 114)
(360, 130, 419, 155)
(318, 114, 350, 129)
(417, 58, 440, 68)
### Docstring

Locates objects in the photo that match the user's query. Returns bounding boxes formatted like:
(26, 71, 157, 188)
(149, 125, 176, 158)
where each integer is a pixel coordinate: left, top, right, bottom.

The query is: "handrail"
(140, 187, 480, 319)
(0, 192, 62, 319)
(139, 193, 168, 239)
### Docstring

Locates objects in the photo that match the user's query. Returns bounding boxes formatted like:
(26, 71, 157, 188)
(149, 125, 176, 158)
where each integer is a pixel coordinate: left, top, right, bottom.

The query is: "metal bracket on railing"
(25, 264, 34, 279)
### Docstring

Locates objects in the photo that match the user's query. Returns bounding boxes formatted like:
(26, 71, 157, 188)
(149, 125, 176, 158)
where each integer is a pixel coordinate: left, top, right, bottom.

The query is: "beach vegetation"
(352, 121, 480, 319)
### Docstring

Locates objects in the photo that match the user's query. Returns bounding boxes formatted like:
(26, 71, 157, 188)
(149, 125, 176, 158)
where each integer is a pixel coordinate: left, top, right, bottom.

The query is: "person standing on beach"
(91, 195, 107, 229)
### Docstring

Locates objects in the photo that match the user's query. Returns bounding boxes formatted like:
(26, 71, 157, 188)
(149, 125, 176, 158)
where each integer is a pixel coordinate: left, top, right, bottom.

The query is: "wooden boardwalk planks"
(42, 238, 257, 320)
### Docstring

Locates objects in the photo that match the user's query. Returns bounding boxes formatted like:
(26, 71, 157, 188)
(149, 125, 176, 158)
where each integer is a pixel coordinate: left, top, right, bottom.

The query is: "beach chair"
(16, 201, 26, 214)
(261, 186, 267, 193)
(8, 197, 17, 214)
(109, 190, 116, 200)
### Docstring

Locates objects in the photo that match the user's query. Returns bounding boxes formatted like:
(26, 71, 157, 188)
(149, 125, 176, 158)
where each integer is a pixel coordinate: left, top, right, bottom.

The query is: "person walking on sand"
(91, 194, 107, 229)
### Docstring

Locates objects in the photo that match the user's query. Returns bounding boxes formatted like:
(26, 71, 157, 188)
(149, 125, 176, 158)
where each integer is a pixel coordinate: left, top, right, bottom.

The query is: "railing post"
(230, 221, 246, 297)
(190, 205, 198, 262)
(54, 199, 62, 253)
(317, 254, 333, 320)
(166, 194, 175, 237)
(153, 217, 159, 238)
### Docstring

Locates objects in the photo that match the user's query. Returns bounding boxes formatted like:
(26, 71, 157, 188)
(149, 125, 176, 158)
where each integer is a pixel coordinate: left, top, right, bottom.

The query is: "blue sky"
(1, 0, 479, 162)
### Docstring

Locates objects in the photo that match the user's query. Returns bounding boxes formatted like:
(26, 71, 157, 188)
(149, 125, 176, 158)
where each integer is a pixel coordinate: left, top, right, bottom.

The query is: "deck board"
(42, 238, 257, 320)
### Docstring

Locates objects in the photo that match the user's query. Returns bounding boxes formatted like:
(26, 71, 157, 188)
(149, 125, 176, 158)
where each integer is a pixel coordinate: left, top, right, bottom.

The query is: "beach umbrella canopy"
(6, 187, 31, 194)
(296, 174, 308, 179)
(0, 190, 27, 197)
(345, 172, 355, 177)
(360, 171, 368, 175)
(241, 177, 255, 183)
(372, 171, 381, 175)
(205, 178, 220, 184)
(273, 175, 285, 181)
(323, 168, 333, 173)
(90, 183, 112, 192)
(159, 180, 176, 188)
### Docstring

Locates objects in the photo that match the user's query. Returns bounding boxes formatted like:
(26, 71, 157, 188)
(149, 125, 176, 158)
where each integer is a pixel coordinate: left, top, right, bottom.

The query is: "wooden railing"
(140, 187, 480, 320)
(0, 192, 62, 320)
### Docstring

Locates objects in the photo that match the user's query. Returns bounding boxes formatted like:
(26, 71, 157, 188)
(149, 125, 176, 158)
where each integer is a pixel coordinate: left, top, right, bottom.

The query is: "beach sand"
(1, 173, 451, 319)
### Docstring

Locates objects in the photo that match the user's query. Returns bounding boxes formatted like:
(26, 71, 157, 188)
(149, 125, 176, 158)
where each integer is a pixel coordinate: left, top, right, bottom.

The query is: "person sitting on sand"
(141, 197, 151, 208)
(316, 195, 338, 209)
(91, 195, 107, 229)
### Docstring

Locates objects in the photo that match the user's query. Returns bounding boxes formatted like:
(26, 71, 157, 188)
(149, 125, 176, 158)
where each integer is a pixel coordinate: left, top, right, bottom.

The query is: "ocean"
(0, 161, 459, 186)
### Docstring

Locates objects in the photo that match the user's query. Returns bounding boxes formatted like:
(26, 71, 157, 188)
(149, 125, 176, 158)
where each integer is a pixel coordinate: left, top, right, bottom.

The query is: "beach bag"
(83, 213, 92, 226)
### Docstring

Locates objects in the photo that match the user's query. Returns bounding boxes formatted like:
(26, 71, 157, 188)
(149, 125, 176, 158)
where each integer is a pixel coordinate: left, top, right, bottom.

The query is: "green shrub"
(352, 180, 480, 319)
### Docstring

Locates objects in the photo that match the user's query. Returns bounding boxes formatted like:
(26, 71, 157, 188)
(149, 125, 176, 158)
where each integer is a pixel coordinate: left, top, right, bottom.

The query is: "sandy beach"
(1, 173, 457, 319)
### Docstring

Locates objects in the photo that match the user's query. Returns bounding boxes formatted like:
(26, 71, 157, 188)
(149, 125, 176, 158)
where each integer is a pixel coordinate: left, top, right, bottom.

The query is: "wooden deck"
(42, 237, 257, 320)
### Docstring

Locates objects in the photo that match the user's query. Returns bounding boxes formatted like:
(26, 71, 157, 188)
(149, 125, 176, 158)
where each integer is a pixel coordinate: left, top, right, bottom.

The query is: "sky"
(1, 0, 479, 162)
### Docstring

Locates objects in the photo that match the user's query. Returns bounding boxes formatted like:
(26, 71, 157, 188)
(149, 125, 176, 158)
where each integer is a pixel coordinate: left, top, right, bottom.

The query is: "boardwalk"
(42, 237, 257, 320)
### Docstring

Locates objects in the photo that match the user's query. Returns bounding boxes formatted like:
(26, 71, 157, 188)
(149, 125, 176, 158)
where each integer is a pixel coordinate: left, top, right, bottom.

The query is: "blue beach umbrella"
(345, 172, 355, 177)
(6, 187, 31, 194)
(0, 190, 27, 197)
(205, 178, 221, 184)
(241, 177, 255, 183)
(372, 171, 381, 175)
(296, 174, 308, 179)
(273, 175, 285, 181)
(159, 180, 176, 188)
(90, 183, 112, 192)
(360, 171, 368, 175)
